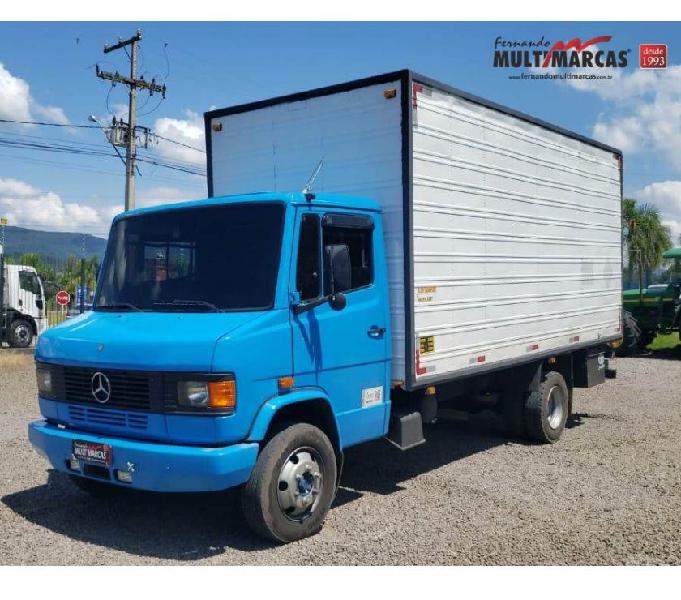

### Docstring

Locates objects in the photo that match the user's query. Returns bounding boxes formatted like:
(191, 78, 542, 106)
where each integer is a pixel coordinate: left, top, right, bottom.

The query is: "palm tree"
(623, 198, 672, 289)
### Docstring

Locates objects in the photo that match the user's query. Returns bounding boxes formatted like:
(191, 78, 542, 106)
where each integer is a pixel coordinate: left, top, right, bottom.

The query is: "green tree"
(623, 198, 672, 289)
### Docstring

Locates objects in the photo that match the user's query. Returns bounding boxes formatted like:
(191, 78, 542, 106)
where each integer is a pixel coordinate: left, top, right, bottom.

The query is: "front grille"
(62, 366, 153, 411)
(38, 362, 233, 415)
(68, 405, 149, 430)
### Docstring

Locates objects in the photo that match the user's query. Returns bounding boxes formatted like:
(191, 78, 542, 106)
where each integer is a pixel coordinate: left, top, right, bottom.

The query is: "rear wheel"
(241, 423, 337, 543)
(524, 371, 569, 443)
(8, 319, 32, 348)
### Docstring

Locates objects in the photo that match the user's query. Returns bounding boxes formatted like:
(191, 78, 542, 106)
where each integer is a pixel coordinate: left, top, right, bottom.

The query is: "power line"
(0, 151, 207, 187)
(150, 132, 205, 153)
(0, 118, 98, 129)
(0, 134, 206, 177)
(0, 118, 205, 153)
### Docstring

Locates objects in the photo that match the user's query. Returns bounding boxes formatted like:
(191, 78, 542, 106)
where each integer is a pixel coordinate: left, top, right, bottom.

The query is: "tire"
(524, 371, 569, 444)
(70, 475, 122, 498)
(615, 311, 641, 357)
(8, 319, 33, 348)
(241, 423, 337, 543)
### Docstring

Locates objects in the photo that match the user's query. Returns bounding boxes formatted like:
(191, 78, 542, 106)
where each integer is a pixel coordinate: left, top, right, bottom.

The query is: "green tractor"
(619, 247, 681, 356)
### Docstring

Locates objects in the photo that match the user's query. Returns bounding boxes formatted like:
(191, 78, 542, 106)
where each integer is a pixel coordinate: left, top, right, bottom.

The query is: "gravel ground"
(1, 355, 680, 565)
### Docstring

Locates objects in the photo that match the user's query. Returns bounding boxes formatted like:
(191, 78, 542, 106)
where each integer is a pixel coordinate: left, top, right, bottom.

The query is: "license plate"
(72, 440, 112, 466)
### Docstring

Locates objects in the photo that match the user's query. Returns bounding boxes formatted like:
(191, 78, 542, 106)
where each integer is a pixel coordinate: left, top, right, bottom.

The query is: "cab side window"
(322, 216, 373, 295)
(296, 214, 321, 301)
(19, 271, 41, 295)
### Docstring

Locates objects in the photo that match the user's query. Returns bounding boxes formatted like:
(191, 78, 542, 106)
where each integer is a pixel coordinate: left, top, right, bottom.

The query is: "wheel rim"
(276, 446, 323, 522)
(15, 324, 30, 344)
(546, 385, 565, 429)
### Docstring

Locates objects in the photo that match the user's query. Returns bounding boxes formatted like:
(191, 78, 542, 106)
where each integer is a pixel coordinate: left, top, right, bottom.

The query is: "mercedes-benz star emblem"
(91, 372, 111, 404)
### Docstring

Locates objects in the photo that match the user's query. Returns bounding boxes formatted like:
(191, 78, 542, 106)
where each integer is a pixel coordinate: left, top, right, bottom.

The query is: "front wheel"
(8, 319, 33, 348)
(241, 423, 337, 543)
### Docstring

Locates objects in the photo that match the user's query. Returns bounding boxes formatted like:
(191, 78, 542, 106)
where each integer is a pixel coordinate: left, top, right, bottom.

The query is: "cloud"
(634, 180, 681, 243)
(138, 185, 204, 207)
(0, 177, 40, 198)
(0, 63, 32, 122)
(587, 66, 681, 170)
(151, 110, 205, 166)
(539, 55, 681, 172)
(578, 64, 681, 101)
(0, 177, 115, 236)
(32, 103, 70, 126)
(0, 177, 205, 236)
(0, 62, 69, 126)
(564, 64, 661, 101)
(592, 116, 644, 153)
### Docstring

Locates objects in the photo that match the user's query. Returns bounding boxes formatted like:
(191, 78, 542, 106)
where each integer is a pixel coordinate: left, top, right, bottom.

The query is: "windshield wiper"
(96, 302, 143, 312)
(152, 299, 221, 312)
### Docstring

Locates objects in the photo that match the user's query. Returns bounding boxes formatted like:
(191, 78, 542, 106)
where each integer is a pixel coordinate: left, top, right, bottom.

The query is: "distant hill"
(0, 225, 107, 259)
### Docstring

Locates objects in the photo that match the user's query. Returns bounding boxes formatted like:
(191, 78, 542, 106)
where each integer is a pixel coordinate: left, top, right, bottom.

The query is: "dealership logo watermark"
(493, 35, 632, 81)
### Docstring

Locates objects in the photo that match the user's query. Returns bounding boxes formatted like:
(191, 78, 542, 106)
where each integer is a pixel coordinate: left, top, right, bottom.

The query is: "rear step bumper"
(28, 419, 258, 492)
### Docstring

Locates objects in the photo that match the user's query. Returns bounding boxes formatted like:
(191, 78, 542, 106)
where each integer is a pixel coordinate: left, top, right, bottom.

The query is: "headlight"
(36, 366, 53, 397)
(177, 378, 236, 412)
(177, 381, 210, 407)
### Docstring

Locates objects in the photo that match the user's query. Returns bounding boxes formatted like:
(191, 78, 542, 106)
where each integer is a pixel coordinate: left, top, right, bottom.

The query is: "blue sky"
(1, 21, 680, 239)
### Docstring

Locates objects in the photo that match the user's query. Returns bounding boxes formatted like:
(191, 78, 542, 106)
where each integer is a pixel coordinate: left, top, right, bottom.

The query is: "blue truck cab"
(29, 192, 392, 542)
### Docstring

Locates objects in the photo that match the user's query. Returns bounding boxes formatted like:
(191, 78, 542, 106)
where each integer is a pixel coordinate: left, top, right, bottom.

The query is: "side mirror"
(325, 243, 351, 295)
(292, 244, 351, 315)
(36, 299, 44, 310)
(328, 292, 346, 311)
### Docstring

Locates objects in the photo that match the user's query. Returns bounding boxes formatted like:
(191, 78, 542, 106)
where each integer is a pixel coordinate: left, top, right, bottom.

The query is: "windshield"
(95, 202, 284, 312)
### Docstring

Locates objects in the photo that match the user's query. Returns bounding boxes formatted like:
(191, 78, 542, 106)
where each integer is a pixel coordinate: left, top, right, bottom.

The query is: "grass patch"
(648, 332, 680, 351)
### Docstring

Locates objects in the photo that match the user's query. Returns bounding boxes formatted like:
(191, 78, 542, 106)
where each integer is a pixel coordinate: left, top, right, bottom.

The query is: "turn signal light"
(208, 380, 236, 409)
(278, 376, 295, 392)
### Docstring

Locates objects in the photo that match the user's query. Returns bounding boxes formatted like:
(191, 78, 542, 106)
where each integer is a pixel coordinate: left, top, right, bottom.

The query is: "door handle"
(367, 326, 386, 338)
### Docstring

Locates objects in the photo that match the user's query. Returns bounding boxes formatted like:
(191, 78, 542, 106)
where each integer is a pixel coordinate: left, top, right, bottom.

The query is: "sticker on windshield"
(362, 386, 384, 408)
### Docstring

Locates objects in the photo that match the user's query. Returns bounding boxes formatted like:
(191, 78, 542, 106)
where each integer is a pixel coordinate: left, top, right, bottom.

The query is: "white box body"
(206, 71, 622, 389)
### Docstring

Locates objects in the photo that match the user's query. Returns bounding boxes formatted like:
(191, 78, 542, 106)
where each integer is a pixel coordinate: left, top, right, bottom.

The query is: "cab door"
(290, 208, 390, 448)
(18, 269, 46, 333)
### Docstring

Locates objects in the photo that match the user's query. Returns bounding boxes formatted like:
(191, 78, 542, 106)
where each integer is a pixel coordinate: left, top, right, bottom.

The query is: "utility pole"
(96, 30, 166, 211)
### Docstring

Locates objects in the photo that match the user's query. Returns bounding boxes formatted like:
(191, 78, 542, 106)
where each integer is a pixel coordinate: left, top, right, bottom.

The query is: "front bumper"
(28, 419, 259, 492)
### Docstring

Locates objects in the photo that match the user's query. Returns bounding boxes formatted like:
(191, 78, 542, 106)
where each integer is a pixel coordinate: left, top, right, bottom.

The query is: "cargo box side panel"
(208, 80, 407, 379)
(411, 82, 622, 383)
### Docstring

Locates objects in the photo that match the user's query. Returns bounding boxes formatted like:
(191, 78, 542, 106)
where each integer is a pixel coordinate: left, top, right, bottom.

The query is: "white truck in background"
(0, 244, 47, 348)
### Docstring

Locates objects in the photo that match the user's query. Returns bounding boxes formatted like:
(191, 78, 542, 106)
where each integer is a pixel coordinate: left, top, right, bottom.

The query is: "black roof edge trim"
(204, 70, 409, 121)
(410, 70, 622, 156)
(203, 68, 622, 157)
